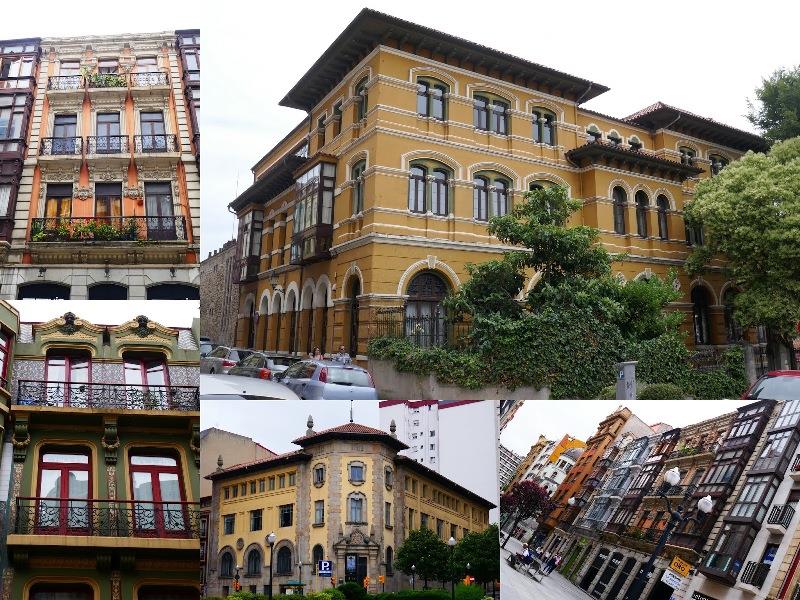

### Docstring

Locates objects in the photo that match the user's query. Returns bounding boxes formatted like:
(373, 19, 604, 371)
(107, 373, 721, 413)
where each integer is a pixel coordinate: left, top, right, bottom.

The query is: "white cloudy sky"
(501, 400, 751, 456)
(9, 300, 199, 328)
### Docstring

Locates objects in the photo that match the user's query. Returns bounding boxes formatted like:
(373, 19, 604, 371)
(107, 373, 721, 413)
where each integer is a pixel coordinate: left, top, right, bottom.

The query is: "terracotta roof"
(395, 455, 496, 509)
(292, 422, 409, 451)
(566, 139, 704, 181)
(205, 449, 311, 481)
(623, 101, 769, 152)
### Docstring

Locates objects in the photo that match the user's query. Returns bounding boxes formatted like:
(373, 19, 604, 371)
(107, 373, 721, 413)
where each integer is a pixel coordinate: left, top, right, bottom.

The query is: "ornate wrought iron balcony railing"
(16, 380, 199, 411)
(130, 71, 169, 87)
(14, 497, 199, 538)
(666, 443, 718, 461)
(768, 504, 795, 529)
(87, 135, 129, 154)
(134, 134, 178, 153)
(30, 216, 188, 243)
(740, 561, 770, 588)
(86, 73, 127, 89)
(47, 75, 84, 90)
(39, 136, 82, 156)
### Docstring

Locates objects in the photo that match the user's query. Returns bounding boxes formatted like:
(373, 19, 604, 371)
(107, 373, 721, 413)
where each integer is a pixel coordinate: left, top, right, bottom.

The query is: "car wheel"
(209, 368, 215, 374)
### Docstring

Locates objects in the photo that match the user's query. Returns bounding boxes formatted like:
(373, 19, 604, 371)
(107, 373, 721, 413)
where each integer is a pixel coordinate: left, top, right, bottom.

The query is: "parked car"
(228, 353, 301, 380)
(200, 374, 300, 400)
(742, 370, 800, 400)
(200, 346, 254, 374)
(275, 359, 378, 399)
(200, 342, 215, 357)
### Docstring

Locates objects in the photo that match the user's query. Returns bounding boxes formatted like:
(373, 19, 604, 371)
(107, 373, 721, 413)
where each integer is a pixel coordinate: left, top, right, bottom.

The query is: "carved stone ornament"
(40, 166, 79, 182)
(73, 186, 93, 200)
(236, 538, 245, 551)
(350, 529, 366, 545)
(134, 315, 152, 337)
(123, 184, 144, 198)
(89, 165, 126, 183)
(59, 312, 79, 335)
(137, 166, 175, 181)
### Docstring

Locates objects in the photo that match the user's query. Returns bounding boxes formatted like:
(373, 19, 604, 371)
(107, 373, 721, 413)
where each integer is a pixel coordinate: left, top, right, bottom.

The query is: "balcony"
(12, 497, 199, 540)
(130, 71, 170, 99)
(598, 457, 613, 469)
(665, 443, 717, 464)
(46, 75, 85, 103)
(290, 224, 332, 265)
(39, 137, 82, 166)
(239, 255, 260, 282)
(86, 135, 130, 167)
(737, 561, 770, 591)
(766, 504, 795, 535)
(790, 454, 800, 481)
(134, 134, 180, 167)
(15, 380, 199, 412)
(85, 72, 128, 102)
(28, 217, 189, 265)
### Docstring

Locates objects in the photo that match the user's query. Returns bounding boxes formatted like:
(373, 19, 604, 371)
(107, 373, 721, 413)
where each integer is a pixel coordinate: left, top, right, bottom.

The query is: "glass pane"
(67, 470, 89, 528)
(133, 471, 156, 530)
(42, 453, 89, 464)
(131, 456, 177, 466)
(160, 472, 185, 531)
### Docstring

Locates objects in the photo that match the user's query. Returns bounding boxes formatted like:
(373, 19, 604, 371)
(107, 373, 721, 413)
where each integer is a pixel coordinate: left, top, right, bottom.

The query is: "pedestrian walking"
(544, 553, 561, 575)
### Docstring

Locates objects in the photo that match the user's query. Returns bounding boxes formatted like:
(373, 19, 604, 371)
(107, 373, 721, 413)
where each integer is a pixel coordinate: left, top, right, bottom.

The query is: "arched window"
(247, 548, 262, 576)
(629, 136, 643, 151)
(586, 125, 601, 143)
(220, 551, 235, 577)
(31, 584, 93, 600)
(408, 166, 426, 213)
(145, 284, 199, 300)
(352, 160, 366, 214)
(635, 191, 649, 238)
(17, 282, 70, 300)
(37, 448, 91, 532)
(355, 77, 368, 121)
(417, 78, 448, 120)
(431, 170, 448, 216)
(276, 546, 292, 574)
(88, 283, 128, 300)
(691, 286, 712, 345)
(656, 195, 670, 240)
(348, 492, 367, 523)
(709, 154, 729, 176)
(473, 93, 509, 134)
(686, 221, 704, 246)
(386, 546, 394, 576)
(607, 130, 622, 146)
(406, 271, 449, 348)
(679, 146, 696, 165)
(473, 172, 511, 221)
(612, 186, 627, 234)
(312, 544, 324, 572)
(532, 109, 556, 145)
(723, 289, 742, 343)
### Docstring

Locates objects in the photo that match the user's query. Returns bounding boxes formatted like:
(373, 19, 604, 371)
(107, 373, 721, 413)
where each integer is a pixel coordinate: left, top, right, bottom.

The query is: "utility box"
(615, 361, 638, 400)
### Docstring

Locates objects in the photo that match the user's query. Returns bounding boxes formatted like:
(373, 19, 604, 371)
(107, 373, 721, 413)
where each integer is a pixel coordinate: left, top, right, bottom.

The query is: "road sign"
(318, 560, 333, 576)
(670, 556, 691, 578)
(661, 569, 685, 589)
(378, 575, 385, 584)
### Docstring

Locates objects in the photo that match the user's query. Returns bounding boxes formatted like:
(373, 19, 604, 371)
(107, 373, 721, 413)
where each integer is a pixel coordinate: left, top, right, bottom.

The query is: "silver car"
(200, 374, 300, 400)
(275, 359, 378, 400)
(200, 346, 254, 374)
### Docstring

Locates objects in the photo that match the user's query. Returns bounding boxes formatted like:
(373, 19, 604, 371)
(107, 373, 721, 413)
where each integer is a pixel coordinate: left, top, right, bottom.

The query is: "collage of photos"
(1, 0, 800, 599)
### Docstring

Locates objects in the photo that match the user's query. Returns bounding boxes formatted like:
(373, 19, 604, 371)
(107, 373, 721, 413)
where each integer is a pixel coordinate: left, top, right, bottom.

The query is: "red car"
(742, 370, 800, 400)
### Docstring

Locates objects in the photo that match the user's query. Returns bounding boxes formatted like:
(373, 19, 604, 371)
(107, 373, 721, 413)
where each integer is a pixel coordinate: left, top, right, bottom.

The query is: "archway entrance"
(405, 271, 448, 347)
(88, 283, 128, 300)
(691, 286, 712, 345)
(17, 282, 70, 299)
(348, 278, 360, 355)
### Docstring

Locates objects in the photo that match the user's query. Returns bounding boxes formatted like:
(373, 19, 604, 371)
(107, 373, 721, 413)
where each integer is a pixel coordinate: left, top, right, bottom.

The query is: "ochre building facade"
(231, 9, 768, 360)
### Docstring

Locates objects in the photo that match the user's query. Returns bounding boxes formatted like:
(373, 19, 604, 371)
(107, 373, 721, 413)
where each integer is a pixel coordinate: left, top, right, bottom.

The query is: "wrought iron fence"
(370, 308, 472, 349)
(87, 135, 129, 154)
(47, 75, 84, 90)
(740, 561, 770, 588)
(30, 216, 187, 242)
(16, 380, 199, 411)
(134, 134, 178, 153)
(131, 71, 169, 87)
(14, 497, 199, 538)
(40, 136, 82, 156)
(768, 504, 795, 529)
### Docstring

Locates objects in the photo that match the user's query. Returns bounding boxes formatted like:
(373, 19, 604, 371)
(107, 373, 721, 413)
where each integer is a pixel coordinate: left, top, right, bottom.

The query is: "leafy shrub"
(338, 582, 368, 600)
(637, 383, 685, 400)
(454, 584, 485, 600)
(598, 385, 616, 399)
(309, 591, 346, 600)
(688, 346, 749, 399)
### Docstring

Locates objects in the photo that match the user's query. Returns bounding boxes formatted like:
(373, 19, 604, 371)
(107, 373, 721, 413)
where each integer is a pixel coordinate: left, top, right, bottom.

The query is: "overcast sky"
(9, 300, 199, 328)
(199, 0, 799, 255)
(201, 400, 381, 453)
(501, 400, 751, 456)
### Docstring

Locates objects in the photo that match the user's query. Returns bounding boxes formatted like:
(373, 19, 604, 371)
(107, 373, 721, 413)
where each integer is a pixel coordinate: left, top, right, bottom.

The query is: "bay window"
(291, 162, 335, 264)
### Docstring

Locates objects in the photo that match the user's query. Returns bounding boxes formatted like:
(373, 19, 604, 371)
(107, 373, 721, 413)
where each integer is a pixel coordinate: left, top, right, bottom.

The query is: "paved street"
(501, 537, 593, 600)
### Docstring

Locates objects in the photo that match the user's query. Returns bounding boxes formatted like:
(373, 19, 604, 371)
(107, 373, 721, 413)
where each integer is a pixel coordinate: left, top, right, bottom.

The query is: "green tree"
(685, 137, 800, 342)
(500, 480, 553, 549)
(450, 525, 500, 586)
(747, 65, 800, 143)
(394, 527, 449, 589)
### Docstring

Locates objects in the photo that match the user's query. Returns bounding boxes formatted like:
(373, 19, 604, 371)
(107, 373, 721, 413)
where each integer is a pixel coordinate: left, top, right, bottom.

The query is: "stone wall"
(200, 239, 238, 345)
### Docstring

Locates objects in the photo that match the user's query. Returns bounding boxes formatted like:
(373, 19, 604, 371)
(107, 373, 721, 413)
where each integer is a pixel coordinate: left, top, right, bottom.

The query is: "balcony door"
(95, 183, 123, 226)
(52, 114, 77, 154)
(140, 111, 166, 150)
(45, 352, 90, 407)
(96, 112, 121, 153)
(37, 450, 91, 534)
(44, 183, 73, 223)
(123, 353, 169, 409)
(130, 454, 187, 537)
(144, 182, 177, 241)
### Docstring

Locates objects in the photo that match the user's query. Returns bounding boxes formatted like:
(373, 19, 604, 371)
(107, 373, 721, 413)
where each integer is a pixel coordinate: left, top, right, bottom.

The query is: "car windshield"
(271, 357, 297, 367)
(231, 349, 253, 362)
(327, 367, 372, 387)
(747, 375, 800, 400)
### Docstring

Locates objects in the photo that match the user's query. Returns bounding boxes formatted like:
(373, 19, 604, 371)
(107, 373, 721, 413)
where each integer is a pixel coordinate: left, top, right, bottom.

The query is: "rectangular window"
(136, 56, 158, 71)
(144, 182, 177, 241)
(350, 497, 363, 522)
(314, 466, 325, 485)
(315, 500, 324, 525)
(278, 474, 286, 488)
(350, 464, 364, 482)
(385, 501, 392, 527)
(279, 504, 293, 527)
(731, 474, 780, 522)
(232, 485, 238, 498)
(451, 524, 457, 539)
(223, 487, 230, 500)
(59, 61, 80, 75)
(436, 519, 444, 539)
(250, 509, 263, 531)
(259, 478, 265, 492)
(268, 476, 275, 490)
(288, 472, 296, 486)
(420, 513, 429, 529)
(0, 184, 11, 217)
(223, 514, 235, 535)
(250, 481, 256, 494)
(98, 59, 118, 74)
(94, 182, 122, 219)
(240, 483, 247, 496)
(408, 508, 415, 529)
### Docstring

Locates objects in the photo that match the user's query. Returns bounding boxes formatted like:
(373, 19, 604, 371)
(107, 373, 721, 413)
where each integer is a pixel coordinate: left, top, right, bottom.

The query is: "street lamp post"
(298, 561, 304, 596)
(465, 562, 470, 585)
(267, 532, 277, 600)
(411, 564, 416, 590)
(448, 536, 457, 600)
(623, 467, 713, 600)
(235, 565, 242, 592)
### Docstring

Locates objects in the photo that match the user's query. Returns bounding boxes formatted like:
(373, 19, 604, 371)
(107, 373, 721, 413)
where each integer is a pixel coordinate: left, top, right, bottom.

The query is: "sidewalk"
(501, 538, 593, 600)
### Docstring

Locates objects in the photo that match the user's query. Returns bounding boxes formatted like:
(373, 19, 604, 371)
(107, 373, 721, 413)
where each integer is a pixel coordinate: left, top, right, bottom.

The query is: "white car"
(200, 374, 300, 400)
